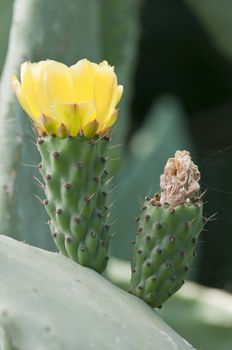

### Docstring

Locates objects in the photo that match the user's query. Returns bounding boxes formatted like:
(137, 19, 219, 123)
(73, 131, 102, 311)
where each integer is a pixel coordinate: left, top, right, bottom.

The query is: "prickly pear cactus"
(130, 150, 204, 308)
(0, 235, 194, 350)
(12, 58, 123, 273)
(37, 135, 111, 273)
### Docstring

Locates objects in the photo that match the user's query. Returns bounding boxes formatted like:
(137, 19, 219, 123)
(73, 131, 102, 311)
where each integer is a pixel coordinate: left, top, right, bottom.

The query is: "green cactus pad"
(0, 235, 194, 350)
(37, 135, 111, 273)
(130, 197, 204, 308)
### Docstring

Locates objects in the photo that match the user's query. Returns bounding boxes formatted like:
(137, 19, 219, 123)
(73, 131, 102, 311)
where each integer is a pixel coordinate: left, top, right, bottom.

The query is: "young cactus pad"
(12, 59, 123, 272)
(38, 135, 111, 273)
(130, 150, 204, 308)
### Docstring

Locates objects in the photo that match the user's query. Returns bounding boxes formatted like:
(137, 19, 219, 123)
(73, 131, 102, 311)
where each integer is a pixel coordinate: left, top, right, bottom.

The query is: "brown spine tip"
(97, 211, 102, 219)
(145, 214, 150, 221)
(184, 266, 189, 272)
(93, 176, 99, 183)
(136, 216, 140, 222)
(103, 135, 110, 142)
(37, 163, 42, 169)
(185, 222, 191, 229)
(138, 227, 143, 233)
(104, 224, 110, 231)
(146, 260, 151, 267)
(132, 268, 136, 273)
(74, 216, 81, 223)
(169, 235, 176, 242)
(56, 208, 63, 215)
(156, 248, 162, 254)
(142, 205, 147, 211)
(137, 248, 142, 255)
(80, 245, 85, 252)
(100, 156, 107, 163)
(100, 240, 105, 247)
(45, 174, 51, 180)
(155, 222, 162, 229)
(52, 151, 60, 158)
(91, 231, 96, 238)
(65, 237, 71, 243)
(131, 240, 136, 245)
(145, 235, 151, 241)
(52, 232, 57, 238)
(192, 238, 197, 244)
(102, 191, 107, 197)
(75, 162, 83, 168)
(38, 138, 44, 144)
(64, 183, 71, 189)
(43, 199, 49, 205)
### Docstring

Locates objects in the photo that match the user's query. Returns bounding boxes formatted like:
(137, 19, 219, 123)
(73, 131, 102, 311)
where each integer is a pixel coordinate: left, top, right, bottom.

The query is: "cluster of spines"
(37, 134, 112, 273)
(129, 196, 204, 308)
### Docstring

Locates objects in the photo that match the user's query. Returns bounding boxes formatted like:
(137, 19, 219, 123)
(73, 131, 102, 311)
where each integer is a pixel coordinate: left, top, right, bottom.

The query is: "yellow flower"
(12, 59, 123, 138)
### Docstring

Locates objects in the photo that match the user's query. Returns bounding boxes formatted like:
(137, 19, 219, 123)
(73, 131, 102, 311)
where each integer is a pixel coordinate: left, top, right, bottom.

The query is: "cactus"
(111, 97, 193, 260)
(130, 150, 204, 308)
(0, 235, 194, 350)
(37, 135, 111, 272)
(0, 0, 13, 75)
(0, 0, 139, 251)
(12, 58, 123, 272)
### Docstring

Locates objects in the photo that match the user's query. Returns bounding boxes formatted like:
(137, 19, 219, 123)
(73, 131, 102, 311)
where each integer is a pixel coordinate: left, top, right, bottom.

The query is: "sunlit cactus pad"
(130, 197, 204, 308)
(0, 236, 194, 350)
(37, 135, 111, 273)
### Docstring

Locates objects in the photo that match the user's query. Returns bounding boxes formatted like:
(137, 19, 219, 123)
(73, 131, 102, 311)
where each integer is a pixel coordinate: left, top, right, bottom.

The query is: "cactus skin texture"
(37, 135, 111, 273)
(0, 235, 194, 350)
(130, 197, 204, 308)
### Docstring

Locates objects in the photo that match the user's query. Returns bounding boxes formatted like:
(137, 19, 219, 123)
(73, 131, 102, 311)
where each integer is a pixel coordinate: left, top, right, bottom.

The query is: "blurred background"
(1, 0, 232, 349)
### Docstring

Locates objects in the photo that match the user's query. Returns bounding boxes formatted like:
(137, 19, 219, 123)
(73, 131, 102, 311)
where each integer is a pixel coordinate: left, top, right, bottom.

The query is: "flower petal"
(43, 60, 73, 105)
(116, 85, 123, 105)
(69, 59, 96, 103)
(21, 61, 50, 117)
(11, 76, 38, 119)
(93, 62, 117, 123)
(53, 100, 95, 137)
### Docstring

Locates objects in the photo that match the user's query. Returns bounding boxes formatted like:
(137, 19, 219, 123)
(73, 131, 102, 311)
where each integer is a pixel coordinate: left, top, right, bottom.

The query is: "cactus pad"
(37, 135, 111, 273)
(130, 196, 204, 308)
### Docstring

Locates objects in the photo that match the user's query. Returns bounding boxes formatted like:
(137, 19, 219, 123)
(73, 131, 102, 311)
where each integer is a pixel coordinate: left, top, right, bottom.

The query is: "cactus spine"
(130, 150, 204, 308)
(37, 135, 111, 273)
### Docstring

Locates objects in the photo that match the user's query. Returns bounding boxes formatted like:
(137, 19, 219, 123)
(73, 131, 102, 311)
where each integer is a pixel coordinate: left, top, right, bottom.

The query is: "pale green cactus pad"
(0, 235, 194, 350)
